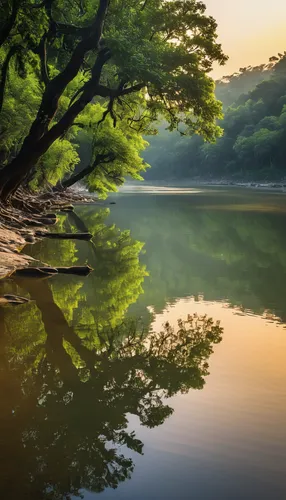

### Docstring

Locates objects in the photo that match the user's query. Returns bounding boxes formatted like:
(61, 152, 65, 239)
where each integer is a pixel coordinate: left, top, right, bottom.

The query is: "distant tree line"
(144, 54, 286, 181)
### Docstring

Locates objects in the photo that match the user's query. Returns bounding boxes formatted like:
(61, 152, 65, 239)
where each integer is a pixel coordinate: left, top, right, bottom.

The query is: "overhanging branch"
(96, 82, 145, 98)
(0, 0, 20, 48)
(61, 152, 116, 189)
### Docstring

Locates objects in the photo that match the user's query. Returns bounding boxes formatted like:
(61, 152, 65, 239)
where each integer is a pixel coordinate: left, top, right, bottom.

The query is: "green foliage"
(107, 192, 286, 321)
(144, 54, 286, 181)
(0, 290, 222, 498)
(0, 54, 42, 162)
(28, 208, 148, 330)
(104, 0, 226, 137)
(0, 0, 227, 195)
(0, 204, 223, 496)
(215, 60, 276, 109)
(31, 139, 80, 188)
(87, 107, 150, 197)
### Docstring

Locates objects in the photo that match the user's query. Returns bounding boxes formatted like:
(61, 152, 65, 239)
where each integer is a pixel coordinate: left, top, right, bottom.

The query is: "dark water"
(1, 187, 286, 500)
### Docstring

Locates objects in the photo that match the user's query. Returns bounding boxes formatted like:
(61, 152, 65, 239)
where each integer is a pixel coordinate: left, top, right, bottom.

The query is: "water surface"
(0, 187, 286, 500)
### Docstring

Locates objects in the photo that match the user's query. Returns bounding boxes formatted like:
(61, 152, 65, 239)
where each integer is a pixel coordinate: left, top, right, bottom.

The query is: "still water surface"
(1, 187, 286, 499)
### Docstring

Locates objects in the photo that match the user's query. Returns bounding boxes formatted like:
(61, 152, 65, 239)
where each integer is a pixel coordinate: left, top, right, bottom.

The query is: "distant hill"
(144, 53, 286, 181)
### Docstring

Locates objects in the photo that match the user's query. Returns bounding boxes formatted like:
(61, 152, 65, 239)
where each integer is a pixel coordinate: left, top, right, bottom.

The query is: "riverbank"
(139, 179, 286, 191)
(184, 180, 286, 191)
(0, 227, 35, 279)
(0, 189, 96, 280)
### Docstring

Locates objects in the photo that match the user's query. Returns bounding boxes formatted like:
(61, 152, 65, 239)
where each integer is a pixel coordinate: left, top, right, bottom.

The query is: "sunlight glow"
(205, 0, 286, 78)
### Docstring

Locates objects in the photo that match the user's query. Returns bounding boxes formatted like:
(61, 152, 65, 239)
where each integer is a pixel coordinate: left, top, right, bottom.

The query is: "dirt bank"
(0, 227, 35, 279)
(0, 188, 96, 280)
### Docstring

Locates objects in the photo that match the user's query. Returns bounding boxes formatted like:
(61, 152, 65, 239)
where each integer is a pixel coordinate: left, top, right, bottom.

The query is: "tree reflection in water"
(0, 278, 222, 499)
(0, 215, 223, 499)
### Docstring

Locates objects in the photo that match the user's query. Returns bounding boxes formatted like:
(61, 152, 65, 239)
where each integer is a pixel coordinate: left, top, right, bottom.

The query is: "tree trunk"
(22, 278, 98, 381)
(0, 0, 20, 49)
(0, 0, 110, 202)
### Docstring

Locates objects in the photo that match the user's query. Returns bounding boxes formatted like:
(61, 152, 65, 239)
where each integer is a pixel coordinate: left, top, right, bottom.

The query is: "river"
(0, 186, 286, 499)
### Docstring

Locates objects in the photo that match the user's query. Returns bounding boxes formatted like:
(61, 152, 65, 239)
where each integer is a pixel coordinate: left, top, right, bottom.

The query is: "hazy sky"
(205, 0, 286, 78)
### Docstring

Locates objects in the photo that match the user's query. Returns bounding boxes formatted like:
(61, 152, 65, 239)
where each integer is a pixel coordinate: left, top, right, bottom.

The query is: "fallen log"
(0, 294, 30, 306)
(53, 265, 93, 276)
(14, 267, 58, 277)
(35, 231, 92, 240)
(13, 265, 93, 278)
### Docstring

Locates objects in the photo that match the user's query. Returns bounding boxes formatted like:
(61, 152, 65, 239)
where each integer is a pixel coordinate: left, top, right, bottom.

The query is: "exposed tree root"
(0, 188, 96, 280)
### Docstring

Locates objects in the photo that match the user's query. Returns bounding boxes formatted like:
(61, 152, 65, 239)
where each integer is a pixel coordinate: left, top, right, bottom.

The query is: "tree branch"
(0, 0, 20, 48)
(96, 82, 145, 98)
(34, 47, 112, 152)
(61, 152, 116, 189)
(78, 0, 86, 16)
(53, 22, 90, 37)
(0, 44, 20, 114)
(23, 0, 110, 144)
(140, 0, 149, 11)
(38, 34, 49, 87)
(97, 97, 116, 126)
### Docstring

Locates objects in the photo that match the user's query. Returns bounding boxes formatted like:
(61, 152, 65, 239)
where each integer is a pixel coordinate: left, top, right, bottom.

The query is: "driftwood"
(0, 188, 98, 281)
(13, 265, 93, 278)
(14, 267, 58, 277)
(0, 294, 30, 305)
(55, 265, 93, 275)
(35, 231, 92, 240)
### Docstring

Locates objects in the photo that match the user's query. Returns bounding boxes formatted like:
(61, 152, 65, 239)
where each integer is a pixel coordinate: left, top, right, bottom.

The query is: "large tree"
(0, 0, 227, 201)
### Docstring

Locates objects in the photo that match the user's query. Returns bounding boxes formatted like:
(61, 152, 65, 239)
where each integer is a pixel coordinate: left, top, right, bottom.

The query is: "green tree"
(143, 53, 286, 182)
(59, 100, 151, 197)
(0, 0, 227, 200)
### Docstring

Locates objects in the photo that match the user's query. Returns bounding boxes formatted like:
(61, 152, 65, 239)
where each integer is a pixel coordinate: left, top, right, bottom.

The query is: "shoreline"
(178, 180, 286, 191)
(122, 180, 286, 193)
(0, 189, 96, 281)
(0, 227, 35, 280)
(1, 181, 285, 281)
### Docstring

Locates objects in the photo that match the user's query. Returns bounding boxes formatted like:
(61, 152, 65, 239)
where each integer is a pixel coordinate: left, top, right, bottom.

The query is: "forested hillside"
(144, 54, 286, 181)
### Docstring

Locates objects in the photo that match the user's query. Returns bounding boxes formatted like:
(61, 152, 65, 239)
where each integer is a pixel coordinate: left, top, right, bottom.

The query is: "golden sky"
(205, 0, 286, 78)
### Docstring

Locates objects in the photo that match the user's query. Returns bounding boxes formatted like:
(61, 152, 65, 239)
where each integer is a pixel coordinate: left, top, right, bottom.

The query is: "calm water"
(1, 187, 286, 499)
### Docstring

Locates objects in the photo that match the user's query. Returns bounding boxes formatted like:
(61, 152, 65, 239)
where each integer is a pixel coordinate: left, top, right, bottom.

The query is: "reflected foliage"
(0, 279, 222, 499)
(27, 208, 148, 330)
(106, 193, 286, 321)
